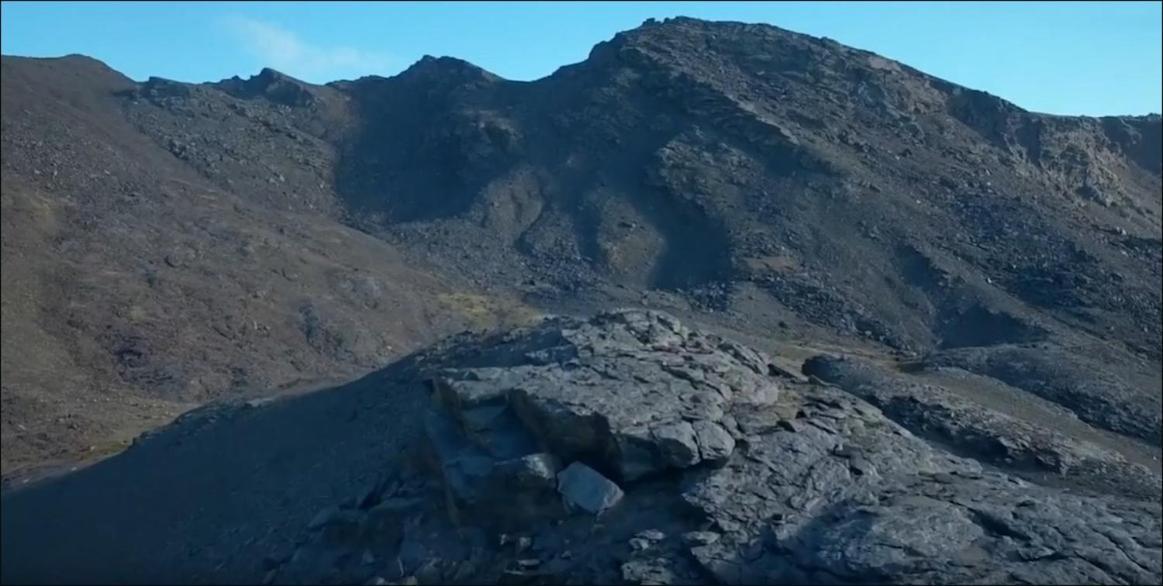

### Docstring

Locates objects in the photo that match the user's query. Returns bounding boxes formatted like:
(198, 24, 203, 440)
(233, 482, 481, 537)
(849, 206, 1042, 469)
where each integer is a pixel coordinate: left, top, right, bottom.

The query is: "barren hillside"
(1, 16, 1159, 502)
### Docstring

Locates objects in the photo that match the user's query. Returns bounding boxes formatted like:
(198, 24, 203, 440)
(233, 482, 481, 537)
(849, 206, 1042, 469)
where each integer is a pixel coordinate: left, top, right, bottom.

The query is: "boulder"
(556, 462, 624, 515)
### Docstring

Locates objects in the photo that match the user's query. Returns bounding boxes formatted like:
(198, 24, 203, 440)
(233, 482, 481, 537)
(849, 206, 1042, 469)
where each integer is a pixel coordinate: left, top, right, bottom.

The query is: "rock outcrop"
(422, 310, 776, 490)
(273, 311, 1163, 585)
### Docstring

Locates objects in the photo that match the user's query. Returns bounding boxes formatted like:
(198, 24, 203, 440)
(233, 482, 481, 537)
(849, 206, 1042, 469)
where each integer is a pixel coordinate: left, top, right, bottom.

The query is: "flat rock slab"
(426, 309, 781, 483)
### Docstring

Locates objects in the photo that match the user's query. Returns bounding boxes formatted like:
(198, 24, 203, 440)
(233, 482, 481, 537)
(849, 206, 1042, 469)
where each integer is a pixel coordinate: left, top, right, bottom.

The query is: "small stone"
(621, 558, 679, 584)
(517, 558, 541, 569)
(636, 529, 666, 542)
(683, 531, 720, 546)
(557, 462, 624, 515)
(629, 537, 652, 551)
(516, 536, 533, 553)
(497, 452, 560, 489)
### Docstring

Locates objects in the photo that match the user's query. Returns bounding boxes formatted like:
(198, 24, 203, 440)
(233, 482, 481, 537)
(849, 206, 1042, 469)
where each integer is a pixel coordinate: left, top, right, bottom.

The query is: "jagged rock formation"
(2, 311, 1159, 585)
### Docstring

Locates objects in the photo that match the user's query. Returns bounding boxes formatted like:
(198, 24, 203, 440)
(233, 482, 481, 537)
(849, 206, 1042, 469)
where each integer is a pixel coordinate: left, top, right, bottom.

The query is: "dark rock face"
(9, 310, 1157, 585)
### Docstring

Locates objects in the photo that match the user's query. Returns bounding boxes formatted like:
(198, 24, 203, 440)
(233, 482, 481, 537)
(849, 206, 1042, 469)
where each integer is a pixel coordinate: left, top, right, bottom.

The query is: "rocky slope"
(326, 17, 1162, 361)
(0, 56, 537, 478)
(2, 311, 1159, 585)
(0, 13, 1160, 552)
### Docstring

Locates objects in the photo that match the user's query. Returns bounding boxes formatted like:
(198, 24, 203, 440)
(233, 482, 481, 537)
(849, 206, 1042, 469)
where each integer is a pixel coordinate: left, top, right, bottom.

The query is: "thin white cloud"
(224, 15, 394, 81)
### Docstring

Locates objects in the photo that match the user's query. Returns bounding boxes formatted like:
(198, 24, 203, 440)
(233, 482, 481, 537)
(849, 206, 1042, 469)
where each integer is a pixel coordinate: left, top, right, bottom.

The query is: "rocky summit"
(1, 13, 1161, 586)
(2, 310, 1161, 585)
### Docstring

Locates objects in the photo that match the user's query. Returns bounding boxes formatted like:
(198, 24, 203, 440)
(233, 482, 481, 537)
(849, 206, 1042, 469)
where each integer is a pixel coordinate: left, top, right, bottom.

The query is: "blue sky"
(1, 1, 1160, 116)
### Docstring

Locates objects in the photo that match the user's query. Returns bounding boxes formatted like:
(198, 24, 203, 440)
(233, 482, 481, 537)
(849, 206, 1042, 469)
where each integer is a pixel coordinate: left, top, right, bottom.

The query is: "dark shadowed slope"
(1, 364, 431, 584)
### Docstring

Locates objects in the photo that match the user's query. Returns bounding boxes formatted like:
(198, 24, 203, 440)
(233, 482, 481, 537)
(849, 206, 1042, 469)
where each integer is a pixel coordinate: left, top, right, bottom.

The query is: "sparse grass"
(437, 293, 542, 331)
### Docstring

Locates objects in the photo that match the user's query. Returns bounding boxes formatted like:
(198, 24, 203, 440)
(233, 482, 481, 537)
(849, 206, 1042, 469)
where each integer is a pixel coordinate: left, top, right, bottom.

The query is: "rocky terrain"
(1, 14, 1161, 585)
(2, 17, 1160, 480)
(2, 311, 1159, 585)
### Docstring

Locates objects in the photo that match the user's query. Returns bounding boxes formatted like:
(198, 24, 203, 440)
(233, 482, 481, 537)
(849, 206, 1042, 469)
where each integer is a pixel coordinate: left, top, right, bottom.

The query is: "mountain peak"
(397, 54, 500, 84)
(253, 67, 298, 83)
(212, 66, 318, 107)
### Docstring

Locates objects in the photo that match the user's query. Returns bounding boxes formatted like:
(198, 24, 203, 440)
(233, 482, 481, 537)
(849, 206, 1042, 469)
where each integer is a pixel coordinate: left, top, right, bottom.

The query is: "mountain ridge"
(1, 15, 1159, 486)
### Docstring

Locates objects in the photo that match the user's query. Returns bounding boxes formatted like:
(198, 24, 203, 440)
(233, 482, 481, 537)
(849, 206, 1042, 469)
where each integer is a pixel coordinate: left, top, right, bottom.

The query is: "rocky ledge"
(270, 310, 1161, 585)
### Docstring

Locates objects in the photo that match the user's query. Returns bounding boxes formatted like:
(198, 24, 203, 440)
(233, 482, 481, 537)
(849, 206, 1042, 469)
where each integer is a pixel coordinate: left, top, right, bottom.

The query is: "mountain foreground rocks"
(2, 310, 1159, 585)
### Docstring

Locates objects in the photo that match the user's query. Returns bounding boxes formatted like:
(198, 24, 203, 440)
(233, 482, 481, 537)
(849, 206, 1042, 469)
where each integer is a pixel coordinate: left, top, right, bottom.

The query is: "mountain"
(0, 17, 1160, 582)
(4, 17, 1158, 482)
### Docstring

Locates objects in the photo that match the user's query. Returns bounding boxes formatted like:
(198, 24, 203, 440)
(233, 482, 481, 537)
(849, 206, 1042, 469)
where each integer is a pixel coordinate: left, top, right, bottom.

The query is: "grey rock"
(556, 462, 624, 515)
(691, 420, 735, 463)
(421, 309, 770, 487)
(494, 453, 560, 490)
(652, 422, 699, 467)
(682, 531, 720, 546)
(620, 555, 694, 585)
(636, 529, 666, 542)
